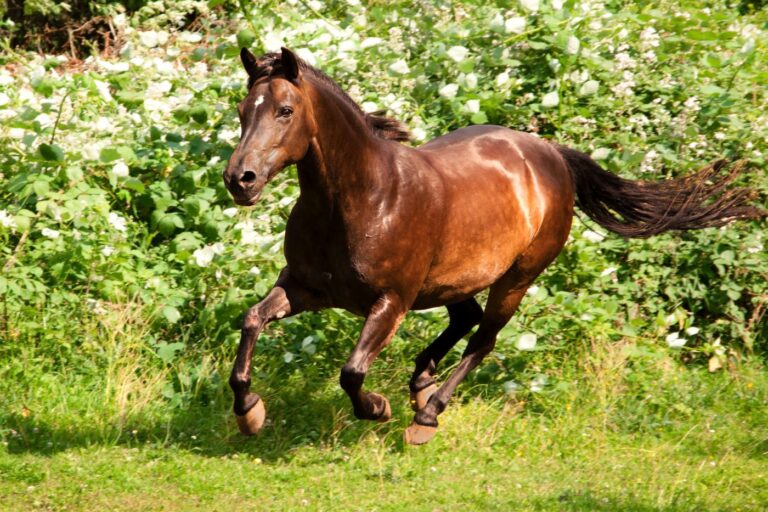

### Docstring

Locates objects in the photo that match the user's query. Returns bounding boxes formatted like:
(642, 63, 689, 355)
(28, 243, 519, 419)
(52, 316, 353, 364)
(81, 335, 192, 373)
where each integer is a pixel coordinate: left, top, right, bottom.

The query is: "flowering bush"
(0, 0, 765, 403)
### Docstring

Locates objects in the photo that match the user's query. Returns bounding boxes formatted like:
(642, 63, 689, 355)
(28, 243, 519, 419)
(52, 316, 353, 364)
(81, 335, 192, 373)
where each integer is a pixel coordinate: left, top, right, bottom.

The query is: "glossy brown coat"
(222, 48, 764, 444)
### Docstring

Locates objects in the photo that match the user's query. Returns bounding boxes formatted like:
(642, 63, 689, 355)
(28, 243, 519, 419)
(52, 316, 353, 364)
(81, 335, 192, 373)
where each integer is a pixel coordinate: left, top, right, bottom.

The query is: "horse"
(222, 47, 764, 445)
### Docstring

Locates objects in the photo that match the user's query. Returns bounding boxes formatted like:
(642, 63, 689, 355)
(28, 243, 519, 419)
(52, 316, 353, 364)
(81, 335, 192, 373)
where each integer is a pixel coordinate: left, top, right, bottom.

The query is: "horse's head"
(224, 47, 316, 206)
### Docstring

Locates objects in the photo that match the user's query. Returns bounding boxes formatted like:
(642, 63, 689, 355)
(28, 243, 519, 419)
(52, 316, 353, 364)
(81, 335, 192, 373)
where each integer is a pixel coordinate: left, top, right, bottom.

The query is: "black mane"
(248, 52, 411, 143)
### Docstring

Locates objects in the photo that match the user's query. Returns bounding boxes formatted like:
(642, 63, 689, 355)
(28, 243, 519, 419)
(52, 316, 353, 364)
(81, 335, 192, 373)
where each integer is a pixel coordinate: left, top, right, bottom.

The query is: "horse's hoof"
(410, 383, 438, 412)
(235, 398, 266, 435)
(404, 422, 438, 445)
(369, 393, 391, 422)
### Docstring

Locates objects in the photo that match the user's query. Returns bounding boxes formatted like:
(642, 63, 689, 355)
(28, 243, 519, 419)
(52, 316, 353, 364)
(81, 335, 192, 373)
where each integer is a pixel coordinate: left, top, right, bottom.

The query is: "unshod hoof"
(235, 398, 266, 435)
(404, 422, 438, 445)
(410, 383, 438, 412)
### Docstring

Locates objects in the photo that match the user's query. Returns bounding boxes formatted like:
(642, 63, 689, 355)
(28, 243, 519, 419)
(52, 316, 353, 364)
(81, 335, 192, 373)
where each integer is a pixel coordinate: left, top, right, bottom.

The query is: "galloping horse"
(222, 47, 764, 444)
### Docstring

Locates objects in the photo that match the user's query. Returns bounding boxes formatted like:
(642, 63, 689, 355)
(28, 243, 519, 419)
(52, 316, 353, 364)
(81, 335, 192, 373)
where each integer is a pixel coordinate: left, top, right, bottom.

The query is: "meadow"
(0, 0, 767, 509)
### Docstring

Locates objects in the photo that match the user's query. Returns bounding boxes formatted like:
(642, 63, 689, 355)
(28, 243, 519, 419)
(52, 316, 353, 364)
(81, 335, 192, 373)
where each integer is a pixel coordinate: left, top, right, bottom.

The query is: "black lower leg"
(409, 298, 482, 392)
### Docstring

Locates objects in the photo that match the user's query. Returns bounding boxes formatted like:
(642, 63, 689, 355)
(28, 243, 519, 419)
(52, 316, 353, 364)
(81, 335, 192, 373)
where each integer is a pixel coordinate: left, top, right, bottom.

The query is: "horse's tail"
(556, 146, 765, 238)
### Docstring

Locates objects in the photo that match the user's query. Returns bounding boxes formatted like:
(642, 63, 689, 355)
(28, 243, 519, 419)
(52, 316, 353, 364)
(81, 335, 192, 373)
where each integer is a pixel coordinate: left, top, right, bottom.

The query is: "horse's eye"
(278, 106, 293, 118)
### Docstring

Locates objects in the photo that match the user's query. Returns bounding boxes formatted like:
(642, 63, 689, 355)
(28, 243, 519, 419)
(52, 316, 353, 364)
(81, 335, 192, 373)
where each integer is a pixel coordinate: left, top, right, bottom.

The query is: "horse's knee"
(229, 372, 250, 393)
(242, 306, 263, 335)
(339, 364, 364, 393)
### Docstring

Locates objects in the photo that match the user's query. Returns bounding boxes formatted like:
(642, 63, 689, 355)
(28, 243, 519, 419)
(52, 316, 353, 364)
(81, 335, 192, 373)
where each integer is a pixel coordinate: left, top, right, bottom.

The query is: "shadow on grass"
(1, 368, 419, 463)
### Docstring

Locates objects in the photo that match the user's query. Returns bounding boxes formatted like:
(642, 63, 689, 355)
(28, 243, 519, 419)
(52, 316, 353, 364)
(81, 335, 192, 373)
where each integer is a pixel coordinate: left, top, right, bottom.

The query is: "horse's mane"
(247, 52, 411, 142)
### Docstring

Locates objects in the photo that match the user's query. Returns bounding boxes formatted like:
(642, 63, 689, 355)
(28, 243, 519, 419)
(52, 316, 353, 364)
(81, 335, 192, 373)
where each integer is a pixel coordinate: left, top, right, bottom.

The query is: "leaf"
(155, 341, 185, 364)
(38, 143, 65, 162)
(470, 111, 488, 124)
(162, 306, 182, 324)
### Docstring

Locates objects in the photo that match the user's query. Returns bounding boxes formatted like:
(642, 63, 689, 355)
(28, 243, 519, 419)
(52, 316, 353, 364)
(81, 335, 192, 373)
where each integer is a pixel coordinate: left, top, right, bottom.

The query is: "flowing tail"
(557, 146, 766, 238)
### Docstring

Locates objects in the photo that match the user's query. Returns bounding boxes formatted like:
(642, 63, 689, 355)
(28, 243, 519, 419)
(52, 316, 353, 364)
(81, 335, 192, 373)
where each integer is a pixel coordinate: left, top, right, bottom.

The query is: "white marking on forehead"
(253, 95, 265, 108)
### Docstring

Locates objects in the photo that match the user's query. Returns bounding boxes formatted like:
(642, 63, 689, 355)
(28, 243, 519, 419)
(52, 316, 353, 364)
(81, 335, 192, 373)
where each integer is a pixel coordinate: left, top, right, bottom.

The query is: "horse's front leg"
(230, 269, 325, 435)
(340, 294, 406, 422)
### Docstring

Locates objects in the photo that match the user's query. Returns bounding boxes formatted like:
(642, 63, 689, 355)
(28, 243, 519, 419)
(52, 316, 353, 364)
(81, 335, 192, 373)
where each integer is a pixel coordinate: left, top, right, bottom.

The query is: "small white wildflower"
(591, 148, 610, 160)
(465, 99, 480, 114)
(503, 381, 521, 395)
(578, 80, 599, 96)
(548, 58, 562, 73)
(0, 92, 9, 106)
(439, 83, 459, 100)
(517, 333, 537, 351)
(714, 132, 726, 140)
(600, 267, 617, 277)
(446, 46, 469, 63)
(551, 0, 564, 9)
(93, 80, 113, 102)
(666, 332, 687, 348)
(211, 242, 225, 255)
(519, 0, 539, 12)
(684, 96, 700, 110)
(101, 246, 114, 257)
(411, 126, 427, 141)
(685, 326, 700, 336)
(295, 48, 316, 66)
(495, 71, 510, 87)
(139, 31, 159, 48)
(388, 59, 410, 75)
(35, 113, 53, 129)
(360, 37, 383, 49)
(582, 230, 605, 243)
(526, 285, 539, 296)
(111, 161, 129, 178)
(565, 36, 580, 55)
(0, 210, 16, 228)
(459, 72, 478, 90)
(505, 17, 526, 34)
(108, 212, 127, 232)
(530, 375, 547, 393)
(193, 246, 215, 267)
(541, 91, 559, 108)
(249, 266, 261, 275)
(41, 228, 60, 239)
(223, 207, 238, 218)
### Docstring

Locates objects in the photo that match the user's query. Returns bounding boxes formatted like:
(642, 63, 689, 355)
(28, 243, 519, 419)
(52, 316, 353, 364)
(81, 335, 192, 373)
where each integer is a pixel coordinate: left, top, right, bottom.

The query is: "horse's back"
(412, 126, 574, 308)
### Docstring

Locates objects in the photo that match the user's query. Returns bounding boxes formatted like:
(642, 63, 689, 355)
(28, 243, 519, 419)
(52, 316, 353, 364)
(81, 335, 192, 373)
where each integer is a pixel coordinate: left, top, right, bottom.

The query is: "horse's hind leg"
(404, 284, 527, 445)
(408, 298, 483, 411)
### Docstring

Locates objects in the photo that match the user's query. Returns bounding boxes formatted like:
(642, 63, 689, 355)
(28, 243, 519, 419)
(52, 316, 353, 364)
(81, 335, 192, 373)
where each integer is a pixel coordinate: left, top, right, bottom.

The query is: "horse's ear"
(280, 47, 301, 81)
(240, 47, 259, 77)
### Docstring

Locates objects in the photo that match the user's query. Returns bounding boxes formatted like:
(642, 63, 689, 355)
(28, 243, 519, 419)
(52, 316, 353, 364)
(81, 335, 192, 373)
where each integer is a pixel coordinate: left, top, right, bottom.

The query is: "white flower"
(530, 375, 547, 392)
(295, 48, 317, 66)
(446, 46, 469, 63)
(361, 37, 383, 49)
(505, 17, 526, 34)
(388, 59, 410, 75)
(439, 83, 458, 100)
(684, 96, 700, 110)
(139, 31, 159, 48)
(519, 0, 539, 12)
(600, 266, 617, 277)
(565, 36, 580, 55)
(411, 127, 427, 141)
(526, 285, 539, 296)
(0, 210, 16, 228)
(579, 80, 599, 96)
(495, 71, 510, 87)
(249, 266, 261, 275)
(193, 246, 215, 267)
(217, 128, 240, 142)
(9, 128, 24, 139)
(516, 333, 537, 351)
(108, 212, 127, 232)
(111, 161, 129, 178)
(541, 91, 559, 108)
(361, 101, 379, 113)
(93, 80, 113, 102)
(223, 207, 238, 218)
(591, 148, 610, 160)
(0, 92, 9, 106)
(35, 113, 53, 129)
(582, 230, 605, 242)
(459, 72, 478, 90)
(685, 326, 700, 336)
(41, 228, 60, 239)
(503, 380, 521, 395)
(666, 332, 687, 348)
(464, 99, 480, 114)
(552, 0, 563, 9)
(548, 58, 561, 73)
(101, 246, 114, 257)
(179, 31, 202, 43)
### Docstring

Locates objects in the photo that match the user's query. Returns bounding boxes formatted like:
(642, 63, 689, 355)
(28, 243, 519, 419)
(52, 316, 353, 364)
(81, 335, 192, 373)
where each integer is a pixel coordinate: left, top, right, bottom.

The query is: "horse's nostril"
(240, 170, 257, 184)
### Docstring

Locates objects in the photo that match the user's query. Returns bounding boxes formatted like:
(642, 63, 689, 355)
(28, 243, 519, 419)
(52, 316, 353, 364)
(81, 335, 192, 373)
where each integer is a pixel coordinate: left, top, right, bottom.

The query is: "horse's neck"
(296, 84, 388, 211)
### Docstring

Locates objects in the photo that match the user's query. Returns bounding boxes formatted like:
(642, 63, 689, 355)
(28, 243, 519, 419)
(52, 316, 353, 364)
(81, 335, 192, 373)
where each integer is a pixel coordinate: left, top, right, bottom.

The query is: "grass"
(1, 308, 767, 511)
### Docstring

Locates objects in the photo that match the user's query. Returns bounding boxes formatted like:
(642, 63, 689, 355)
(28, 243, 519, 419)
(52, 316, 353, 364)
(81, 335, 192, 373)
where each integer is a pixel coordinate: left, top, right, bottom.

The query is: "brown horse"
(222, 47, 764, 445)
